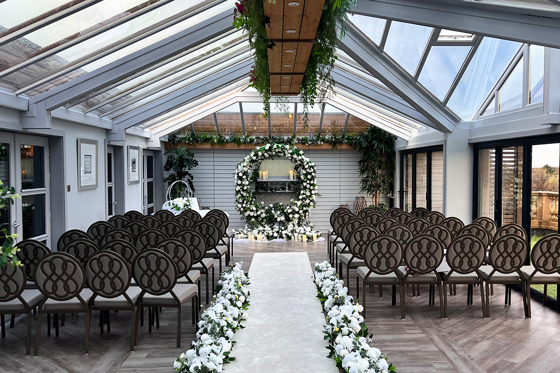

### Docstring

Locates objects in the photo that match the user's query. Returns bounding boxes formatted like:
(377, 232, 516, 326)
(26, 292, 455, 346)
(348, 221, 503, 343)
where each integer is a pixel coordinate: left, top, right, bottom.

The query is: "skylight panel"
(383, 21, 433, 75)
(346, 14, 386, 46)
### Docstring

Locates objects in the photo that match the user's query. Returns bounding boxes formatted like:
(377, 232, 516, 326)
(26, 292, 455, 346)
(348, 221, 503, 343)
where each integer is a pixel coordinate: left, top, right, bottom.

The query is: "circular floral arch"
(234, 144, 318, 231)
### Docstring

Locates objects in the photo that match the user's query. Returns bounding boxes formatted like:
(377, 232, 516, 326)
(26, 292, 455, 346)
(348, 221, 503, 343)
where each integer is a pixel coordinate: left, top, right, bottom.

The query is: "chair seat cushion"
(397, 267, 439, 284)
(192, 258, 214, 270)
(205, 246, 227, 258)
(0, 289, 43, 313)
(479, 265, 521, 282)
(91, 287, 142, 308)
(356, 266, 399, 284)
(186, 269, 201, 283)
(142, 284, 198, 305)
(445, 272, 481, 283)
(44, 289, 93, 312)
(336, 244, 347, 253)
(339, 253, 364, 267)
(520, 266, 560, 283)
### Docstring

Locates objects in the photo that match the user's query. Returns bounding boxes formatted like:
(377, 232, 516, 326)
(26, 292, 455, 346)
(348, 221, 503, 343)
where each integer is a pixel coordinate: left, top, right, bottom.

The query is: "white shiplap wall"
(187, 147, 366, 231)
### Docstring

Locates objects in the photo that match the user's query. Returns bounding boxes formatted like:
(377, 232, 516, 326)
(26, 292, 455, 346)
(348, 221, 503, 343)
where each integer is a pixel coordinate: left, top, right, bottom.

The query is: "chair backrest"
(174, 215, 194, 229)
(411, 207, 430, 218)
(406, 218, 429, 236)
(206, 209, 229, 228)
(376, 217, 399, 233)
(175, 230, 207, 264)
(124, 210, 144, 221)
(348, 226, 378, 259)
(0, 264, 26, 303)
(423, 225, 453, 248)
(133, 249, 178, 296)
(191, 221, 220, 249)
(531, 234, 560, 274)
(384, 207, 402, 218)
(384, 225, 414, 247)
(363, 212, 384, 227)
(393, 212, 413, 225)
(488, 234, 528, 274)
(107, 215, 130, 229)
(424, 211, 445, 226)
(180, 209, 202, 223)
(203, 214, 227, 237)
(135, 229, 166, 250)
(363, 236, 402, 275)
(404, 235, 444, 275)
(457, 224, 491, 247)
(154, 209, 175, 223)
(57, 229, 90, 251)
(330, 207, 353, 229)
(86, 251, 131, 299)
(123, 221, 149, 238)
(340, 218, 366, 244)
(332, 212, 355, 236)
(441, 217, 465, 238)
(87, 221, 114, 246)
(357, 208, 375, 219)
(35, 252, 85, 301)
(472, 216, 498, 237)
(494, 224, 527, 242)
(15, 240, 50, 281)
(158, 239, 193, 278)
(141, 215, 161, 229)
(61, 239, 100, 266)
(446, 235, 486, 274)
(159, 221, 184, 237)
(101, 229, 134, 246)
(104, 239, 139, 263)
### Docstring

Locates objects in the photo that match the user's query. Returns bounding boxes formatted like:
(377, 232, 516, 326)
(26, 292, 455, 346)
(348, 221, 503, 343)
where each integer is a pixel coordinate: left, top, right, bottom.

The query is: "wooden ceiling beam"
(293, 42, 312, 73)
(270, 75, 282, 93)
(283, 0, 305, 40)
(268, 42, 283, 73)
(263, 0, 283, 40)
(300, 0, 325, 39)
(281, 42, 299, 73)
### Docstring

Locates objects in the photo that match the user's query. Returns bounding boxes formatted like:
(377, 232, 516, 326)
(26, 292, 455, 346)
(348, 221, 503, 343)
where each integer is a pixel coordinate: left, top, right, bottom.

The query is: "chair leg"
(26, 311, 32, 355)
(47, 313, 51, 337)
(362, 277, 367, 318)
(192, 297, 196, 324)
(61, 314, 65, 326)
(84, 310, 90, 354)
(130, 308, 136, 352)
(526, 282, 532, 318)
(54, 313, 59, 337)
(204, 270, 210, 304)
(543, 284, 547, 306)
(135, 306, 141, 346)
(100, 310, 104, 335)
(10, 314, 15, 328)
(140, 306, 144, 326)
(490, 283, 494, 295)
(438, 281, 444, 319)
(34, 311, 43, 356)
(485, 282, 491, 318)
(399, 283, 406, 319)
(148, 308, 153, 334)
(0, 314, 4, 338)
(356, 275, 360, 300)
(504, 285, 509, 305)
(443, 281, 448, 318)
(520, 282, 528, 318)
(177, 304, 182, 349)
(107, 310, 111, 333)
(345, 264, 349, 287)
(212, 267, 215, 294)
(392, 285, 397, 306)
(155, 308, 159, 329)
(479, 280, 486, 318)
(379, 285, 383, 298)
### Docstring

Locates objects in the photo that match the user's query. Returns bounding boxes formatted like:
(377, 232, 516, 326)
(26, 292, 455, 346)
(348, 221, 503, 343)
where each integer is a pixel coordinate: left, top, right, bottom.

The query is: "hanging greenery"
(352, 126, 396, 206)
(233, 0, 357, 124)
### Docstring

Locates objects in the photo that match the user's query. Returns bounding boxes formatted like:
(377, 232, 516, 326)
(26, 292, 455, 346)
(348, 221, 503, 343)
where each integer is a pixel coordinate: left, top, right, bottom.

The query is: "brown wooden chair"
(441, 217, 465, 239)
(406, 218, 429, 236)
(329, 208, 354, 263)
(57, 229, 90, 251)
(124, 221, 149, 239)
(60, 239, 100, 267)
(472, 216, 498, 239)
(154, 209, 175, 223)
(34, 252, 92, 356)
(338, 226, 378, 295)
(363, 211, 384, 228)
(357, 207, 376, 220)
(457, 224, 491, 248)
(0, 265, 43, 355)
(192, 220, 226, 274)
(124, 210, 144, 221)
(203, 214, 230, 265)
(159, 221, 184, 237)
(205, 210, 232, 256)
(411, 207, 430, 218)
(141, 215, 161, 229)
(335, 218, 366, 276)
(107, 215, 130, 229)
(423, 225, 453, 248)
(357, 236, 404, 319)
(376, 217, 399, 233)
(101, 229, 134, 246)
(174, 215, 194, 230)
(442, 235, 487, 318)
(393, 212, 413, 225)
(16, 240, 50, 285)
(384, 225, 414, 247)
(133, 249, 198, 348)
(180, 209, 202, 223)
(424, 211, 445, 226)
(494, 224, 527, 242)
(480, 235, 529, 318)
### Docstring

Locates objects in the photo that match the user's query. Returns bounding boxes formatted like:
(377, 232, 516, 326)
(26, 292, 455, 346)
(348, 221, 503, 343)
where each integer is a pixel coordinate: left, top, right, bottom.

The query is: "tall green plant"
(352, 126, 396, 205)
(0, 181, 20, 268)
(163, 147, 199, 198)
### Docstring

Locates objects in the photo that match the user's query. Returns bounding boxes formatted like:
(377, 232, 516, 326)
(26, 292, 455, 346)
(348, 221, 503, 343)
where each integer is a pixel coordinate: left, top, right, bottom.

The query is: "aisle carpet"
(227, 252, 338, 373)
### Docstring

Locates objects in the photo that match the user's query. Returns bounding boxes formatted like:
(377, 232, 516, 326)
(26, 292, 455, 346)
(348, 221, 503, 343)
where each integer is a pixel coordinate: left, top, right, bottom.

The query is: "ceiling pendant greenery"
(233, 0, 357, 126)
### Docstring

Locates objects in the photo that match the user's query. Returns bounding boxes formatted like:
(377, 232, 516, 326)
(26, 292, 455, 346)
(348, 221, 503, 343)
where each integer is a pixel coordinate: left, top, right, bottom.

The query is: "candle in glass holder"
(312, 234, 317, 241)
(289, 170, 294, 180)
(302, 235, 308, 243)
(249, 234, 254, 242)
(256, 234, 262, 241)
(259, 171, 263, 179)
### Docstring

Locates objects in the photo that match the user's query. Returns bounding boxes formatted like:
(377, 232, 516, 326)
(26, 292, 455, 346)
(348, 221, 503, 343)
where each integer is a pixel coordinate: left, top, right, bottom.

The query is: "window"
(480, 98, 495, 117)
(347, 14, 387, 46)
(529, 45, 544, 104)
(418, 46, 470, 101)
(497, 57, 523, 112)
(217, 103, 244, 136)
(384, 21, 433, 75)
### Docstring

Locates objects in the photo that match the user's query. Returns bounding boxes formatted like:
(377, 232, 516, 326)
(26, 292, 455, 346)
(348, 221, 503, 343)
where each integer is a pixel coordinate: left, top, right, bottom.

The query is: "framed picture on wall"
(77, 139, 98, 190)
(128, 146, 140, 184)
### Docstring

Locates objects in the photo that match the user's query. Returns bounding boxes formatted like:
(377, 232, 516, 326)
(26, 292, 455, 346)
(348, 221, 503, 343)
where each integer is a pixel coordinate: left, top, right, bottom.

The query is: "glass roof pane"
(498, 57, 523, 112)
(296, 104, 322, 136)
(480, 97, 495, 117)
(529, 45, 544, 104)
(438, 30, 475, 42)
(418, 46, 470, 101)
(0, 0, 71, 28)
(242, 103, 268, 136)
(346, 116, 370, 134)
(1, 0, 228, 94)
(346, 14, 386, 45)
(270, 103, 295, 136)
(321, 104, 346, 136)
(217, 103, 244, 136)
(383, 21, 432, 75)
(192, 114, 217, 135)
(447, 37, 521, 119)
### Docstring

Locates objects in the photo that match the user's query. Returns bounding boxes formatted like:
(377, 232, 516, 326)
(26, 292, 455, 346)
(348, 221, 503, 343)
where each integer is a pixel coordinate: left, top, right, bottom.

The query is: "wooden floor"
(1, 240, 559, 373)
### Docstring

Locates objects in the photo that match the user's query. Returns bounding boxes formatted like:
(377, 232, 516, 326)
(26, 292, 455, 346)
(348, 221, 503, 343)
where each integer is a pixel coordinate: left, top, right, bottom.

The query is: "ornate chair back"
(206, 209, 229, 229)
(531, 234, 560, 274)
(135, 229, 166, 250)
(446, 235, 486, 275)
(87, 221, 114, 247)
(180, 210, 202, 223)
(441, 217, 465, 239)
(340, 218, 366, 245)
(393, 212, 413, 225)
(34, 252, 85, 301)
(494, 224, 527, 242)
(0, 264, 26, 303)
(348, 226, 378, 259)
(384, 225, 414, 247)
(363, 236, 402, 275)
(141, 215, 161, 229)
(458, 224, 491, 247)
(203, 214, 227, 237)
(16, 240, 50, 281)
(363, 212, 384, 227)
(85, 251, 131, 300)
(175, 230, 207, 265)
(159, 221, 184, 237)
(424, 211, 445, 226)
(124, 210, 144, 221)
(406, 218, 429, 236)
(376, 217, 399, 233)
(101, 229, 134, 246)
(404, 235, 444, 276)
(57, 229, 90, 251)
(133, 249, 178, 296)
(107, 215, 130, 229)
(411, 207, 430, 218)
(158, 239, 193, 278)
(192, 221, 220, 250)
(488, 235, 528, 274)
(384, 207, 402, 218)
(104, 239, 139, 263)
(123, 221, 149, 239)
(174, 215, 194, 229)
(60, 239, 100, 266)
(154, 210, 175, 223)
(423, 225, 453, 248)
(472, 216, 498, 238)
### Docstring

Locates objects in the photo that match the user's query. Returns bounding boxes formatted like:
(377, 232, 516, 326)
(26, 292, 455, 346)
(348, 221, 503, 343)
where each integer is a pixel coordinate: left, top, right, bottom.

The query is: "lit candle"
(302, 235, 308, 243)
(257, 234, 262, 241)
(293, 234, 298, 242)
(249, 234, 254, 242)
(264, 171, 269, 180)
(312, 234, 317, 241)
(259, 171, 263, 179)
(289, 170, 294, 180)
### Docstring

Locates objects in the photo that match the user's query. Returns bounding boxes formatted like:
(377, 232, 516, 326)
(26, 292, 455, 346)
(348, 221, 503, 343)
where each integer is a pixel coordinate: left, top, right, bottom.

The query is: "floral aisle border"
(234, 143, 321, 241)
(314, 261, 395, 373)
(174, 263, 250, 372)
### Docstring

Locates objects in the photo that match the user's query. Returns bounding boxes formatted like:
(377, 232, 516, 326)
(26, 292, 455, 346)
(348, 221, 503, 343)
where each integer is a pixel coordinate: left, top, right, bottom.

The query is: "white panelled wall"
(185, 147, 368, 231)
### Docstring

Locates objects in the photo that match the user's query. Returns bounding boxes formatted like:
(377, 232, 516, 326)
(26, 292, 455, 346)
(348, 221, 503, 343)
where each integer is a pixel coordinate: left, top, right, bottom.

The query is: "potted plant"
(164, 146, 199, 199)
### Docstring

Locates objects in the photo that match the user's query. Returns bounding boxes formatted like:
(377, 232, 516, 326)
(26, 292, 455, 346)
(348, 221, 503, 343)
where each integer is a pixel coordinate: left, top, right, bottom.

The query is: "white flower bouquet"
(167, 197, 192, 214)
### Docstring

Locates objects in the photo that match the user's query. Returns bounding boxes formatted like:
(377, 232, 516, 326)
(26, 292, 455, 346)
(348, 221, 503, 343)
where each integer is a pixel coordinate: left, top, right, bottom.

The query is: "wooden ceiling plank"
(263, 0, 283, 40)
(281, 42, 298, 73)
(293, 42, 312, 73)
(280, 74, 293, 93)
(268, 42, 283, 73)
(299, 0, 325, 39)
(290, 74, 304, 93)
(283, 0, 305, 40)
(270, 75, 282, 93)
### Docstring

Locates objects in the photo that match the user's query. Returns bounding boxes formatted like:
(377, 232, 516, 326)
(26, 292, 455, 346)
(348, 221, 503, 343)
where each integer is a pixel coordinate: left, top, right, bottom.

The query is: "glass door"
(107, 146, 115, 218)
(0, 133, 15, 246)
(142, 150, 155, 215)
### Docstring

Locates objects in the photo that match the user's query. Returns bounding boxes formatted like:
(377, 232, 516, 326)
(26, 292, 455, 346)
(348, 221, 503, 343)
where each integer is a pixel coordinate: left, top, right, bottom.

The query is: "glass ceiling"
(0, 0, 543, 141)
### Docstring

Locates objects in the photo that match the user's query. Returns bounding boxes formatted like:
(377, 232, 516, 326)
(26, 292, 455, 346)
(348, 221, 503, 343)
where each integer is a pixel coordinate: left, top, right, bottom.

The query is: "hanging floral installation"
(233, 0, 357, 124)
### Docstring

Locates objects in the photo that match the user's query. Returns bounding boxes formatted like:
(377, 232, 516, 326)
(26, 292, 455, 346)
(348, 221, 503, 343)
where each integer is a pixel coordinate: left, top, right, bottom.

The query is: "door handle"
(13, 221, 20, 228)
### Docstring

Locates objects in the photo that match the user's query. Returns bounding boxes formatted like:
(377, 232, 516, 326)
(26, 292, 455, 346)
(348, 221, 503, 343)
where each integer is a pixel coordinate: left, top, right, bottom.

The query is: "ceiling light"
(283, 76, 290, 79)
(286, 29, 296, 34)
(284, 64, 291, 68)
(285, 49, 294, 53)
(288, 2, 300, 6)
(283, 85, 289, 88)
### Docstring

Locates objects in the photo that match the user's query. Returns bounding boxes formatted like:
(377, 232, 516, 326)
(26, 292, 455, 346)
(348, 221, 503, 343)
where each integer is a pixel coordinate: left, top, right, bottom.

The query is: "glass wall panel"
(416, 153, 428, 208)
(448, 38, 521, 119)
(480, 98, 495, 117)
(347, 14, 386, 45)
(431, 151, 444, 213)
(529, 45, 544, 104)
(296, 104, 322, 136)
(243, 103, 269, 136)
(502, 146, 523, 225)
(321, 105, 346, 136)
(22, 194, 46, 239)
(404, 154, 413, 212)
(192, 114, 218, 135)
(498, 57, 523, 112)
(270, 103, 295, 136)
(0, 0, 70, 28)
(217, 103, 244, 136)
(418, 46, 470, 101)
(384, 21, 432, 75)
(478, 148, 496, 219)
(20, 145, 44, 190)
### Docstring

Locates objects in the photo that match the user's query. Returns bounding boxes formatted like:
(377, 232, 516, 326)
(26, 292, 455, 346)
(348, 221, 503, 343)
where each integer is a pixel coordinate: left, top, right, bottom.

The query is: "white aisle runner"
(227, 252, 338, 373)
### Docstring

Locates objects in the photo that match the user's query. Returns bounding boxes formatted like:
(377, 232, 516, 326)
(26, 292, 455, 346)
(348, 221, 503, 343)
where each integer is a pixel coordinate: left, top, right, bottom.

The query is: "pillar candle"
(302, 235, 308, 243)
(289, 170, 294, 180)
(264, 171, 269, 180)
(312, 234, 317, 241)
(256, 234, 262, 241)
(259, 171, 263, 179)
(249, 234, 254, 242)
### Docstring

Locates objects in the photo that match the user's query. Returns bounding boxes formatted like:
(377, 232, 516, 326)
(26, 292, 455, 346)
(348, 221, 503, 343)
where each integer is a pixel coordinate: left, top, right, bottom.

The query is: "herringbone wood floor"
(1, 240, 559, 372)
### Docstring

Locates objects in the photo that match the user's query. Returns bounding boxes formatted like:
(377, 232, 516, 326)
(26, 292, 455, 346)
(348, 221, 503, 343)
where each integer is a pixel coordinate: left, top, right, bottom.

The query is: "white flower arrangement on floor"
(174, 262, 250, 373)
(166, 197, 192, 214)
(233, 221, 322, 241)
(314, 261, 395, 373)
